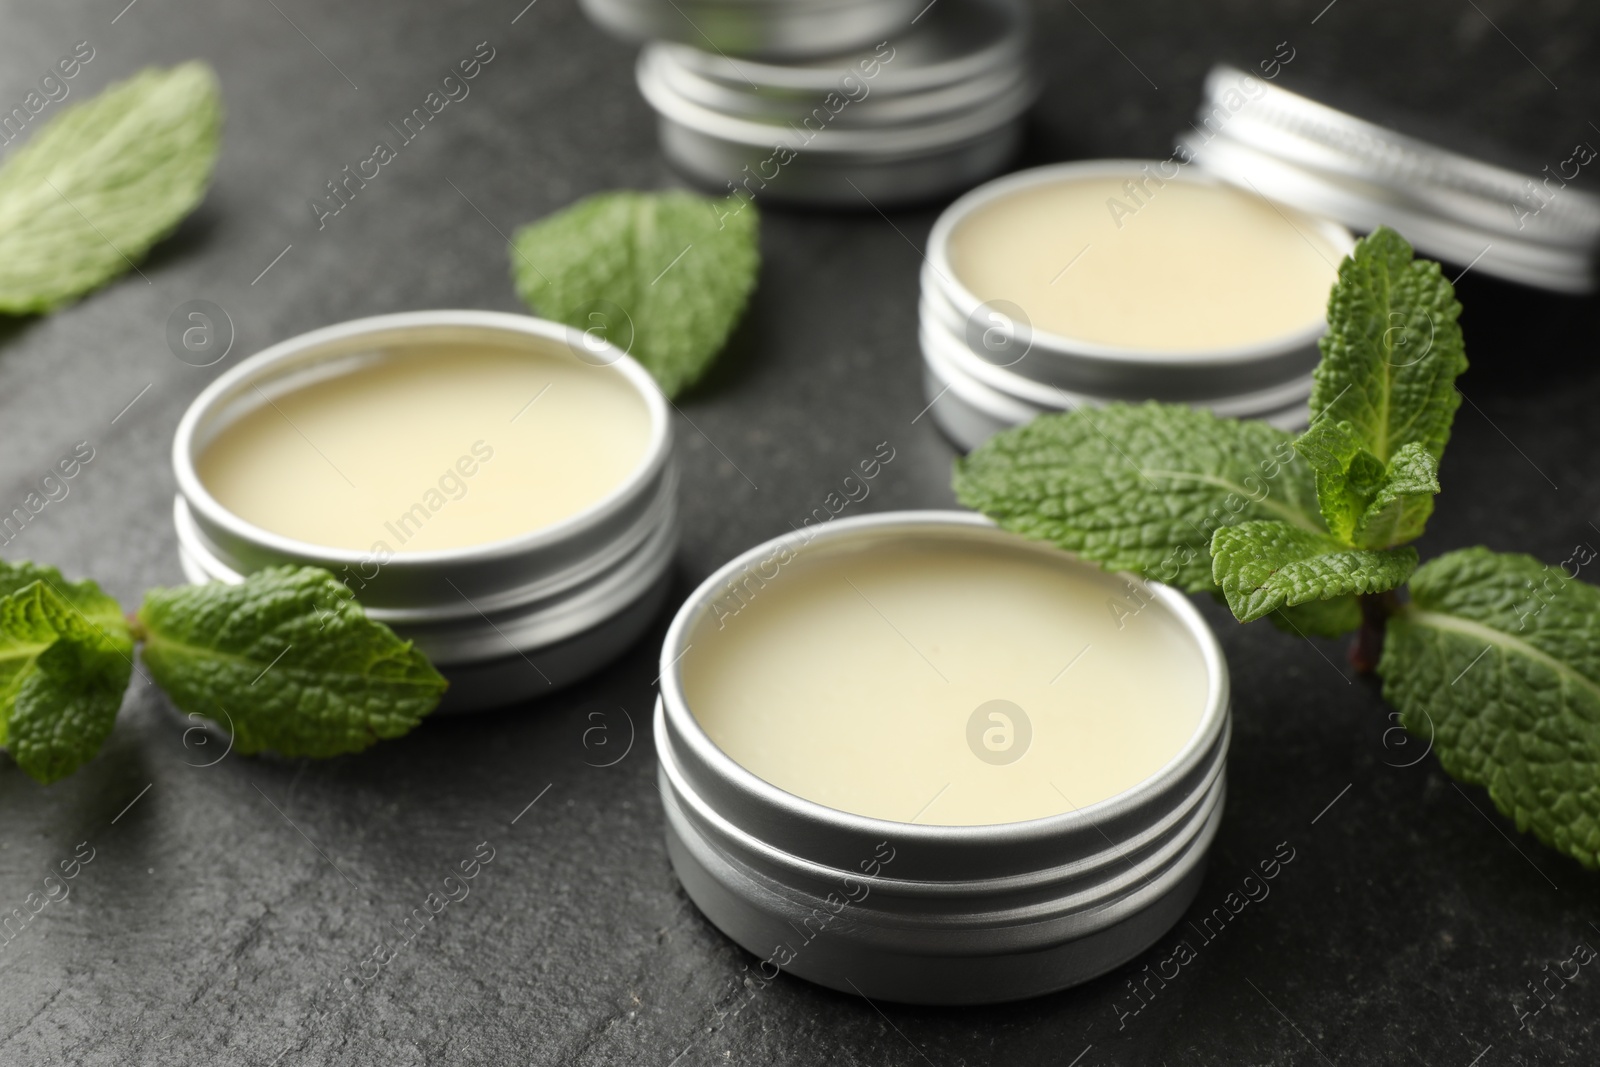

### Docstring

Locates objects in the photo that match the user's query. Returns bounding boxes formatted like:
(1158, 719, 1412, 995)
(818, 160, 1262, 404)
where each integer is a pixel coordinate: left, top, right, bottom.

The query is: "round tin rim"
(925, 159, 1356, 366)
(172, 310, 672, 571)
(657, 510, 1230, 845)
(638, 47, 1037, 158)
(918, 306, 1315, 415)
(649, 45, 1032, 132)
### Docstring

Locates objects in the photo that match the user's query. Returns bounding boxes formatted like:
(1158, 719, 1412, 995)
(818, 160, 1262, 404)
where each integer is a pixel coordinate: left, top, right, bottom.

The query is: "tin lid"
(1179, 65, 1600, 293)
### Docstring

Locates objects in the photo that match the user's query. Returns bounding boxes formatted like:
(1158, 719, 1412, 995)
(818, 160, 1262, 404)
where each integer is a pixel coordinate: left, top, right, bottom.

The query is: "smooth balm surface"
(682, 534, 1209, 826)
(198, 342, 650, 553)
(948, 174, 1341, 351)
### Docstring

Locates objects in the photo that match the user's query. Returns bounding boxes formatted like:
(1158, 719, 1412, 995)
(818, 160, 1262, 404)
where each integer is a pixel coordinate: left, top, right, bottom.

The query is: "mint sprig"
(956, 226, 1600, 871)
(0, 62, 222, 314)
(510, 190, 760, 397)
(140, 568, 446, 758)
(0, 564, 445, 784)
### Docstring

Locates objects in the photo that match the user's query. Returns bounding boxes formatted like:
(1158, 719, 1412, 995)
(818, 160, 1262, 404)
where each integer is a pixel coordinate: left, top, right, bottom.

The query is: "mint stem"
(1350, 590, 1397, 673)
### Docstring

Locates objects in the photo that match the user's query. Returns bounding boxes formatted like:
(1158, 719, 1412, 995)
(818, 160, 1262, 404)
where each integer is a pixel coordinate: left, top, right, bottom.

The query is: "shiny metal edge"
(919, 302, 1318, 410)
(655, 114, 1025, 207)
(177, 492, 679, 666)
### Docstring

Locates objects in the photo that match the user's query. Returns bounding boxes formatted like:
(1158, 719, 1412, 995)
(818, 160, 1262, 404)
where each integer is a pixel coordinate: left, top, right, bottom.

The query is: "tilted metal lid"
(1179, 65, 1600, 293)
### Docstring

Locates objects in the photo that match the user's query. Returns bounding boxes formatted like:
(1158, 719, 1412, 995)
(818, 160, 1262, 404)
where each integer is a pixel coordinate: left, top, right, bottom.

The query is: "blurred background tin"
(1183, 63, 1600, 294)
(633, 0, 1036, 207)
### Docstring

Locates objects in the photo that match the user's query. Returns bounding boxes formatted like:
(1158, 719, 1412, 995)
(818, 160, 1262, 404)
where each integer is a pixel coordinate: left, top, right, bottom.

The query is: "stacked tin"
(583, 0, 1036, 206)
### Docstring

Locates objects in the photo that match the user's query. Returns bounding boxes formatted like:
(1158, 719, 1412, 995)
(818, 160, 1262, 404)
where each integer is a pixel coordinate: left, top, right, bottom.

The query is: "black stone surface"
(0, 1, 1597, 1064)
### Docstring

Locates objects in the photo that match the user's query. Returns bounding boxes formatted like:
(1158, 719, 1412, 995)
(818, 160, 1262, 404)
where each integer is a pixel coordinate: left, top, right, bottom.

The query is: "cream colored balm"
(948, 173, 1341, 351)
(682, 535, 1209, 826)
(198, 342, 651, 554)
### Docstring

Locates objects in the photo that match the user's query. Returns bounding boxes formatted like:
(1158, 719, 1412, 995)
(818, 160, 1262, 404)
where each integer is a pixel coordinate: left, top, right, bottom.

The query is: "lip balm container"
(171, 311, 676, 712)
(919, 160, 1355, 451)
(580, 0, 924, 60)
(636, 0, 1036, 207)
(655, 511, 1230, 1004)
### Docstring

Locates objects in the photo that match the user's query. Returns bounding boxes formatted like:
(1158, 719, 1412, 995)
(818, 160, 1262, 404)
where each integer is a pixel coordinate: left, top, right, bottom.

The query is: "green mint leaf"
(511, 190, 760, 397)
(138, 567, 447, 759)
(0, 62, 223, 314)
(1311, 226, 1466, 466)
(0, 579, 132, 784)
(1353, 442, 1439, 548)
(1294, 418, 1385, 541)
(953, 403, 1325, 593)
(1269, 596, 1362, 639)
(1210, 520, 1417, 623)
(1381, 547, 1600, 869)
(11, 634, 133, 784)
(1294, 420, 1439, 548)
(0, 560, 133, 653)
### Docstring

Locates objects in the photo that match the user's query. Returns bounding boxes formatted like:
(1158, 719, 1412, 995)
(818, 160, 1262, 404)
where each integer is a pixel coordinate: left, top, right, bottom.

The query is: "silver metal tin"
(1182, 65, 1600, 294)
(918, 160, 1351, 449)
(170, 311, 677, 712)
(636, 0, 1035, 207)
(655, 511, 1231, 1004)
(919, 329, 1312, 453)
(580, 0, 923, 61)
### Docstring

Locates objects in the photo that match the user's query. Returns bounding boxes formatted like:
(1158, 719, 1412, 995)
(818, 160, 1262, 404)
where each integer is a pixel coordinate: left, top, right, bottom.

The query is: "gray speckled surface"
(0, 1, 1597, 1063)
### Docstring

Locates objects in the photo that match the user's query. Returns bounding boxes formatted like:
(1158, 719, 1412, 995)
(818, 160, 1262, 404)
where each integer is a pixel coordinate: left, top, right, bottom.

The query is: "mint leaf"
(0, 560, 133, 654)
(511, 190, 760, 397)
(1311, 226, 1467, 466)
(1381, 547, 1600, 869)
(138, 567, 446, 758)
(1294, 420, 1439, 548)
(954, 403, 1325, 593)
(1353, 442, 1439, 548)
(1270, 596, 1362, 639)
(0, 62, 223, 314)
(1294, 418, 1386, 541)
(10, 634, 132, 784)
(1211, 520, 1417, 623)
(0, 579, 132, 784)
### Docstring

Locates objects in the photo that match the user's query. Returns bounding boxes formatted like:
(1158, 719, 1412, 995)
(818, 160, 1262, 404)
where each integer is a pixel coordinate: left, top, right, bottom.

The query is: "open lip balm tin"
(655, 511, 1231, 1004)
(919, 160, 1356, 451)
(171, 311, 676, 713)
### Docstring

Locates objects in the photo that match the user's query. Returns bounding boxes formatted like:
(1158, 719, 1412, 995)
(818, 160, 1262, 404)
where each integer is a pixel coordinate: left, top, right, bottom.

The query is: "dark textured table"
(1, 1, 1597, 1063)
